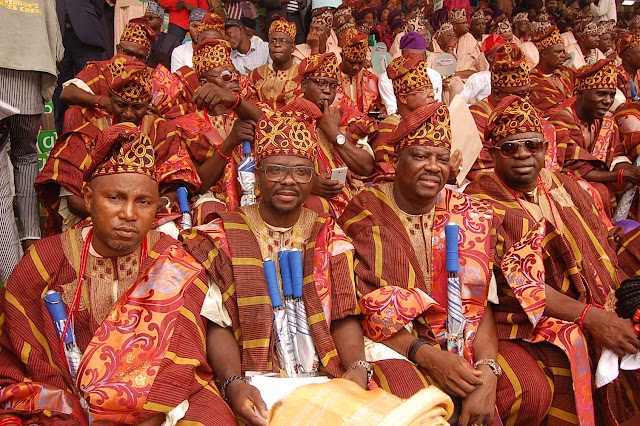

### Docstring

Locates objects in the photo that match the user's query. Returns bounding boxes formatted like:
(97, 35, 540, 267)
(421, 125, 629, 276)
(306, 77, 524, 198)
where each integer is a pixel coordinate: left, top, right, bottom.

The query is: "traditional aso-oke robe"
(529, 65, 575, 118)
(248, 62, 303, 111)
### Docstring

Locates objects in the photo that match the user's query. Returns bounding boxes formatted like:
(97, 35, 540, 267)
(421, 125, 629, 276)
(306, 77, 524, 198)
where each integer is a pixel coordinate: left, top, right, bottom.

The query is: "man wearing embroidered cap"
(170, 9, 217, 72)
(466, 95, 640, 425)
(442, 8, 487, 79)
(0, 124, 236, 425)
(616, 31, 640, 101)
(180, 97, 369, 426)
(340, 102, 512, 425)
(298, 52, 377, 217)
(550, 59, 640, 218)
(566, 20, 606, 70)
(335, 28, 381, 115)
(249, 17, 304, 110)
(37, 55, 201, 235)
(529, 24, 575, 118)
(59, 17, 157, 130)
(144, 1, 182, 69)
(292, 8, 342, 64)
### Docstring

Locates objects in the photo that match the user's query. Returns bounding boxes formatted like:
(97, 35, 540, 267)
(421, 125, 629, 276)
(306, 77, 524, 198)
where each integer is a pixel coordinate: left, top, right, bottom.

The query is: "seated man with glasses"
(59, 18, 157, 132)
(249, 17, 303, 111)
(465, 95, 640, 425)
(180, 98, 370, 426)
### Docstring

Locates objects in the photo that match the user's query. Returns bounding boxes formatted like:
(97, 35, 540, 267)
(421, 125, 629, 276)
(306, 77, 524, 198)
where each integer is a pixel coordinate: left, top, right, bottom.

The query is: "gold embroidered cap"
(85, 123, 156, 182)
(120, 17, 157, 50)
(532, 24, 562, 51)
(448, 8, 466, 24)
(575, 20, 598, 37)
(269, 17, 297, 41)
(106, 55, 153, 103)
(485, 95, 543, 143)
(470, 8, 487, 23)
(192, 37, 233, 78)
(575, 59, 618, 91)
(404, 13, 427, 33)
(387, 53, 432, 95)
(388, 102, 451, 152)
(618, 31, 640, 56)
(255, 98, 323, 163)
(513, 12, 529, 24)
(299, 52, 339, 79)
(197, 12, 226, 38)
(311, 8, 334, 29)
(491, 43, 530, 88)
(494, 20, 512, 35)
(342, 28, 369, 62)
(434, 22, 455, 42)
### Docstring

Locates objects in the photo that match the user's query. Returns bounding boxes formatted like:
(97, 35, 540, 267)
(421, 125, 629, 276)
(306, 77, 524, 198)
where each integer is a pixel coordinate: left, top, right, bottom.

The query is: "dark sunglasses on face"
(260, 164, 315, 183)
(494, 138, 545, 157)
(212, 70, 239, 82)
(307, 77, 340, 92)
(117, 44, 149, 61)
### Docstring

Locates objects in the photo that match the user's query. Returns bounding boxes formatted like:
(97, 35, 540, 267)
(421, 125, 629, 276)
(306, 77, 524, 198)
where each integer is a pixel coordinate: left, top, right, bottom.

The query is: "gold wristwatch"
(474, 358, 503, 377)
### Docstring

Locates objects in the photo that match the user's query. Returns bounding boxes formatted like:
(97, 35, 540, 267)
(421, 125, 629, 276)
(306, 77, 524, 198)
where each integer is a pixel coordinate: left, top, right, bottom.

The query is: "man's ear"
(84, 184, 93, 215)
(391, 153, 399, 169)
(398, 94, 407, 106)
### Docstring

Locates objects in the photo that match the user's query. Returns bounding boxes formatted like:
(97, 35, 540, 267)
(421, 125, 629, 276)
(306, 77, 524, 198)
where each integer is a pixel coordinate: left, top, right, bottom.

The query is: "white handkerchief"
(595, 348, 640, 389)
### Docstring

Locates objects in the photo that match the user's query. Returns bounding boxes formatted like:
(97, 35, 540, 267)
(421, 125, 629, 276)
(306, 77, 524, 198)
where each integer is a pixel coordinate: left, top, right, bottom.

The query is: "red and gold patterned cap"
(575, 20, 598, 37)
(491, 43, 530, 88)
(482, 33, 506, 54)
(341, 28, 369, 62)
(84, 123, 156, 182)
(448, 8, 466, 24)
(388, 102, 451, 152)
(299, 52, 339, 79)
(269, 17, 297, 41)
(192, 37, 233, 78)
(255, 98, 323, 163)
(575, 59, 617, 91)
(106, 55, 153, 103)
(532, 24, 562, 51)
(120, 17, 157, 51)
(387, 53, 432, 95)
(197, 12, 226, 38)
(618, 31, 640, 56)
(311, 8, 334, 29)
(470, 8, 487, 23)
(485, 95, 543, 143)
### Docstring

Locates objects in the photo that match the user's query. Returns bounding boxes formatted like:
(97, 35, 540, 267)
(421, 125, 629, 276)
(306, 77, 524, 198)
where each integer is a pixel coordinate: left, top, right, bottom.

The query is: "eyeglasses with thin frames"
(493, 138, 546, 157)
(307, 77, 340, 92)
(259, 164, 315, 183)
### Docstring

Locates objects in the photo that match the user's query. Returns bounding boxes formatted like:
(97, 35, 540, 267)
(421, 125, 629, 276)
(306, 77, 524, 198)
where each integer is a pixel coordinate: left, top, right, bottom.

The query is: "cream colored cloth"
(268, 378, 453, 426)
(114, 2, 148, 47)
(293, 30, 342, 64)
(566, 44, 605, 70)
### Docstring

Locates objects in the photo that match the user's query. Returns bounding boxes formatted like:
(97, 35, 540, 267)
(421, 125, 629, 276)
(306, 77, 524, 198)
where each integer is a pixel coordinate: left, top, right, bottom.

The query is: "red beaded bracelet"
(95, 95, 104, 108)
(216, 144, 233, 160)
(618, 169, 625, 184)
(229, 92, 242, 110)
(0, 416, 23, 426)
(578, 303, 604, 330)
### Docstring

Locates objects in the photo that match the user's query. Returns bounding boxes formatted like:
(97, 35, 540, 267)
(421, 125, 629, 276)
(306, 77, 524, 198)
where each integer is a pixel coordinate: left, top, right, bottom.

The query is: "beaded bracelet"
(221, 375, 247, 401)
(229, 91, 242, 110)
(216, 144, 233, 160)
(407, 338, 428, 364)
(348, 359, 373, 383)
(577, 303, 604, 330)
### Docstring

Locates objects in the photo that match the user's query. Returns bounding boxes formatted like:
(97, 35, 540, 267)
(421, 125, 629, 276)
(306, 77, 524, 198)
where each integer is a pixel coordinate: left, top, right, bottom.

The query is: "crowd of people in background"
(4, 0, 640, 425)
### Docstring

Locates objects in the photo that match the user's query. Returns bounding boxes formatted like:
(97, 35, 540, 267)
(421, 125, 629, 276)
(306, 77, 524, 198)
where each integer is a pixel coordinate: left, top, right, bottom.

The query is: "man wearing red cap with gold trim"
(0, 124, 236, 425)
(466, 95, 640, 425)
(180, 98, 370, 426)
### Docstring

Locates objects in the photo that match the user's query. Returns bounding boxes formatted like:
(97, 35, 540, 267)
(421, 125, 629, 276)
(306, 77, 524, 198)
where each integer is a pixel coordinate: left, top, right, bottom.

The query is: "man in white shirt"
(589, 0, 617, 23)
(170, 8, 206, 72)
(226, 19, 270, 75)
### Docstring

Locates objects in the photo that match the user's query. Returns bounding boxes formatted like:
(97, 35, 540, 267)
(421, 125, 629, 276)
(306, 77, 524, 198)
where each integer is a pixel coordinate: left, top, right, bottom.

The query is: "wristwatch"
(348, 360, 373, 383)
(474, 358, 503, 377)
(335, 132, 347, 146)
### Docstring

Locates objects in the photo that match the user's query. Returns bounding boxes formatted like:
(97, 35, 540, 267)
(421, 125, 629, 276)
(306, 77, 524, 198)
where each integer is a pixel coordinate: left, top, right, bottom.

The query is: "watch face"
(336, 134, 346, 145)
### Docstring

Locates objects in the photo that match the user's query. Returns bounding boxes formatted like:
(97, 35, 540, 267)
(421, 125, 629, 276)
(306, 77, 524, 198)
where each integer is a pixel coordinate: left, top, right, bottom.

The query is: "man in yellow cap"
(0, 124, 236, 425)
(466, 95, 640, 425)
(340, 102, 523, 425)
(550, 59, 640, 219)
(180, 98, 370, 426)
(249, 17, 303, 110)
(335, 28, 381, 115)
(529, 23, 575, 118)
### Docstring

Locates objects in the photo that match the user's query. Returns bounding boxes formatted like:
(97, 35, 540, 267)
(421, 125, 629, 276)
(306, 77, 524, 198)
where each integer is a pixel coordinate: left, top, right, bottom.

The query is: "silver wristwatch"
(474, 358, 503, 377)
(335, 132, 347, 146)
(348, 360, 373, 383)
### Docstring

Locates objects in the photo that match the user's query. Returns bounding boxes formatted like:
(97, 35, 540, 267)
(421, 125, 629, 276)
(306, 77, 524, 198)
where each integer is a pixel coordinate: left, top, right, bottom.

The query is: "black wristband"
(407, 338, 428, 364)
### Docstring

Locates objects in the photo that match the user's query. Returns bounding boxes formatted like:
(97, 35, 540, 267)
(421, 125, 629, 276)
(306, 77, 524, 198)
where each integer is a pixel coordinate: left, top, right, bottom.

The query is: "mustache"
(274, 186, 301, 196)
(417, 171, 442, 182)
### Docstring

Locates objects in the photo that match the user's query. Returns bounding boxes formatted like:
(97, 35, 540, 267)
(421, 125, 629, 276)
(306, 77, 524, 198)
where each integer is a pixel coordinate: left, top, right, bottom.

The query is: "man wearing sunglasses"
(550, 59, 640, 219)
(59, 18, 157, 132)
(466, 95, 640, 425)
(180, 99, 369, 426)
